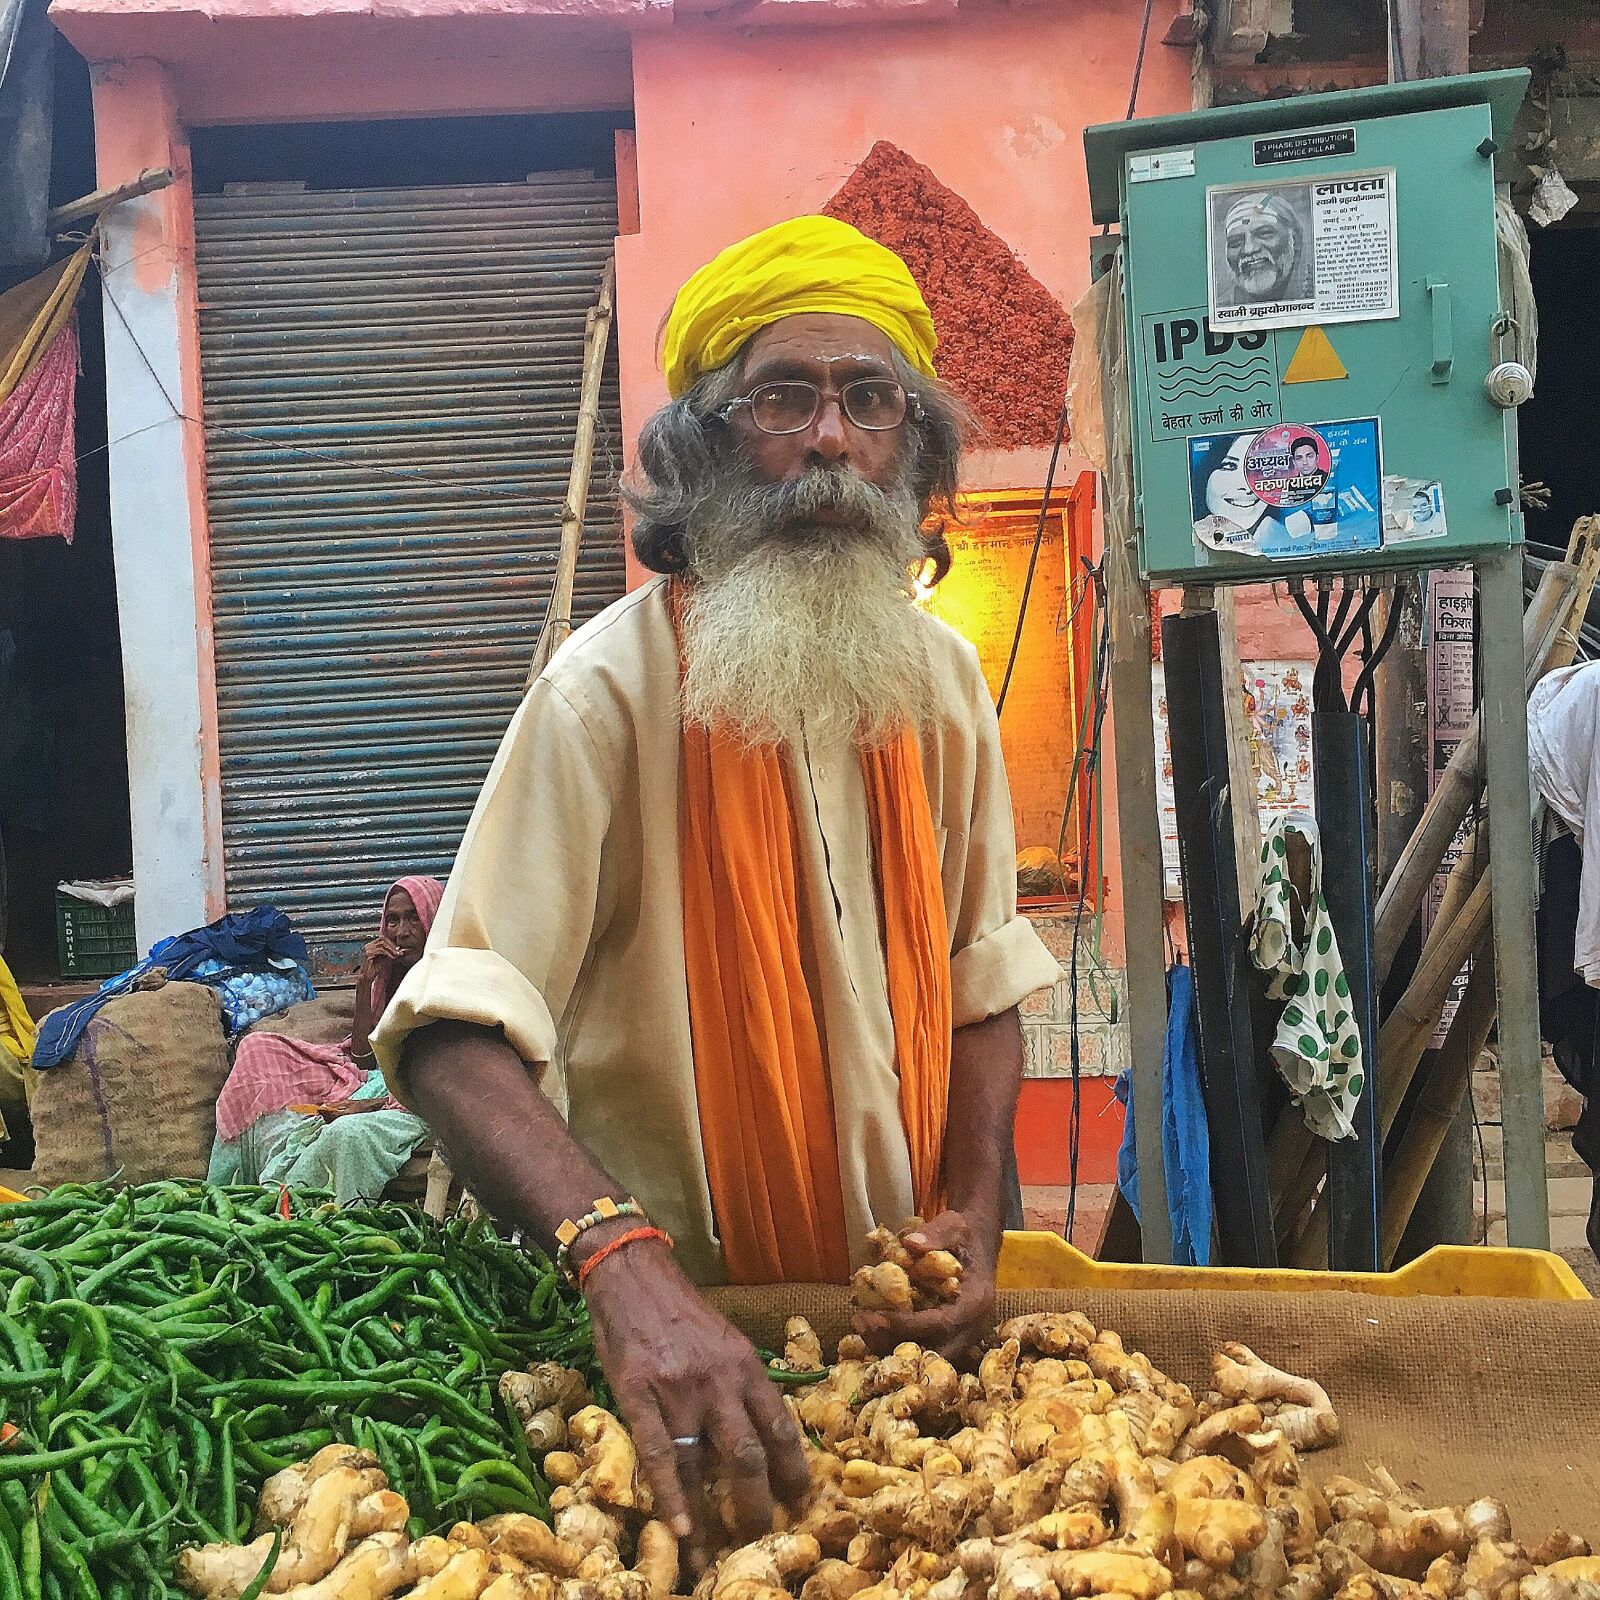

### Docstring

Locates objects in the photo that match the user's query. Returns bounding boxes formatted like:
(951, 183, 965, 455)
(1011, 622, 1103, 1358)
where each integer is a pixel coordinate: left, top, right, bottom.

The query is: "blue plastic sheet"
(1113, 964, 1213, 1265)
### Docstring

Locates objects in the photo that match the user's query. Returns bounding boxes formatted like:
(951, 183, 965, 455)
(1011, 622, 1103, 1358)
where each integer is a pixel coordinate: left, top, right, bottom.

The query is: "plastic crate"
(997, 1232, 1590, 1301)
(55, 891, 137, 979)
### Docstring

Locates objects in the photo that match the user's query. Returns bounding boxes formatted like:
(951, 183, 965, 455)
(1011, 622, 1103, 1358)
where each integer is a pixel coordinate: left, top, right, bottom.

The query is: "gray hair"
(624, 346, 971, 581)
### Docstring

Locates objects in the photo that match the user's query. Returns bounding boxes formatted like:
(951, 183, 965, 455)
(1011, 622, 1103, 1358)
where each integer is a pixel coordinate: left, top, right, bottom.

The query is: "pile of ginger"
(177, 1435, 682, 1600)
(177, 1313, 1598, 1600)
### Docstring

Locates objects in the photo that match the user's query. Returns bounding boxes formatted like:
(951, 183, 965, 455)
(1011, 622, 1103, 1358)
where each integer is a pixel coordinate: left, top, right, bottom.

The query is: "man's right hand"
(578, 1234, 811, 1571)
(397, 1025, 809, 1567)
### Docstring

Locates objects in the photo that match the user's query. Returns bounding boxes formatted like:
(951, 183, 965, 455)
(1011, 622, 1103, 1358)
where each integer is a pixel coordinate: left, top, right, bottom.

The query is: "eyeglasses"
(717, 378, 919, 436)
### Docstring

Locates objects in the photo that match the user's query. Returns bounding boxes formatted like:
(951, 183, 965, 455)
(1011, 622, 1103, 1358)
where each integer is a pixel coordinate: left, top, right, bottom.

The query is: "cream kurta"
(373, 579, 1061, 1284)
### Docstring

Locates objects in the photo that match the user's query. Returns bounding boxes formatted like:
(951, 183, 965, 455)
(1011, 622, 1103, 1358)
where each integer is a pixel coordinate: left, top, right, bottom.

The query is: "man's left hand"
(850, 1210, 998, 1364)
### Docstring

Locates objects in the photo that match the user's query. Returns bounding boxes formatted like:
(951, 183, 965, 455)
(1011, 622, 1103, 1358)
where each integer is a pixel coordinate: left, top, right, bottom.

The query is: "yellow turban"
(661, 216, 937, 399)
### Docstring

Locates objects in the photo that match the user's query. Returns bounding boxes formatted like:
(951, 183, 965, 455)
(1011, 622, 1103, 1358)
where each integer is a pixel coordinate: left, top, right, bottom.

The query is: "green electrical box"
(1084, 71, 1530, 586)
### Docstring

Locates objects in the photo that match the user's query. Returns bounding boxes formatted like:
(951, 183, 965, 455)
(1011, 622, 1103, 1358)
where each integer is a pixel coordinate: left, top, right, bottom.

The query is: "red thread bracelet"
(576, 1224, 674, 1289)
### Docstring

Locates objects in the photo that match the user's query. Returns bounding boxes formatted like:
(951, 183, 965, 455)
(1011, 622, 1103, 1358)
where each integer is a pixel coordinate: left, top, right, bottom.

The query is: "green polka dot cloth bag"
(1248, 815, 1362, 1140)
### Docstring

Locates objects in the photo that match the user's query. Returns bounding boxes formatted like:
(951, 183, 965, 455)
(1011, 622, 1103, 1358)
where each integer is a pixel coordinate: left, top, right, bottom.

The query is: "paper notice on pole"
(1207, 168, 1398, 333)
(1154, 659, 1316, 900)
(1425, 569, 1478, 1049)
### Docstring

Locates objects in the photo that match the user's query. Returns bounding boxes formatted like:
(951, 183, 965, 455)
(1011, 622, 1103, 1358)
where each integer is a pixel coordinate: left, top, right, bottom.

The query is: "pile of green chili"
(0, 1180, 598, 1599)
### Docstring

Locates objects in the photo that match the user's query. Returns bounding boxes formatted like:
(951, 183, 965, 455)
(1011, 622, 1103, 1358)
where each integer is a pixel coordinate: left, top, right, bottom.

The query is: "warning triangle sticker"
(1283, 325, 1348, 384)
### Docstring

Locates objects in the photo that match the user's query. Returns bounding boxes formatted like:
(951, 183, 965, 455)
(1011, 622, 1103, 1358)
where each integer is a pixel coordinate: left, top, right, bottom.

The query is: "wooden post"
(1381, 945, 1497, 1263)
(526, 257, 617, 689)
(1097, 253, 1173, 1264)
(1372, 583, 1428, 979)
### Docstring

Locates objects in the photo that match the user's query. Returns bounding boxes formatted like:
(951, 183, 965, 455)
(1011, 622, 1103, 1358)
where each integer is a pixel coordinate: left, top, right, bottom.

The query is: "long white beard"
(680, 473, 937, 750)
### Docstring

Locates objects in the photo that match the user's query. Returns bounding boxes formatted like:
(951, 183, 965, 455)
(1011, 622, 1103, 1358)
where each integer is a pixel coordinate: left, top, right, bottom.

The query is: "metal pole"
(1098, 246, 1173, 1265)
(1163, 608, 1277, 1266)
(1479, 550, 1551, 1248)
(1313, 711, 1382, 1271)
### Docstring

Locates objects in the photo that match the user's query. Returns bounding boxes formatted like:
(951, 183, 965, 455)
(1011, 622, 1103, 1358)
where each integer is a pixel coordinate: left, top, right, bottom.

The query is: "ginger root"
(853, 1220, 966, 1314)
(775, 1318, 825, 1375)
(568, 1407, 648, 1511)
(852, 1262, 915, 1314)
(181, 1465, 400, 1599)
(479, 1514, 584, 1576)
(180, 1272, 1590, 1600)
(1212, 1344, 1339, 1452)
(501, 1364, 594, 1456)
(711, 1532, 822, 1600)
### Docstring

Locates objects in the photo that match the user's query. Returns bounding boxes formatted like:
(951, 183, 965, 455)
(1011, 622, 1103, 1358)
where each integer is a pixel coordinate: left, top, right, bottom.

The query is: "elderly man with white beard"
(373, 215, 1062, 1564)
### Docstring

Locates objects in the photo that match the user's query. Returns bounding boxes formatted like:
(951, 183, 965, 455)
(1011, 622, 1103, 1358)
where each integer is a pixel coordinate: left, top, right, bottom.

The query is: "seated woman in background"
(208, 875, 444, 1203)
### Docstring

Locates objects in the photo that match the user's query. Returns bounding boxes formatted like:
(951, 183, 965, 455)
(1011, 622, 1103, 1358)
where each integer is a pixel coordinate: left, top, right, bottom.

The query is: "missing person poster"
(1206, 169, 1398, 332)
(1188, 417, 1382, 560)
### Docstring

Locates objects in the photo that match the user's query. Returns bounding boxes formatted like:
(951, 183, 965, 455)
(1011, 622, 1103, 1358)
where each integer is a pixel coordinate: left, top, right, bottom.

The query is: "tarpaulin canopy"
(0, 243, 88, 405)
(0, 243, 89, 541)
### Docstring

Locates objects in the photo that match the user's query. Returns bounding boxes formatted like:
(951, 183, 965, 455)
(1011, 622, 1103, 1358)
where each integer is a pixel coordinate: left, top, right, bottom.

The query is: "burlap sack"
(31, 976, 230, 1185)
(248, 988, 354, 1045)
(709, 1283, 1600, 1539)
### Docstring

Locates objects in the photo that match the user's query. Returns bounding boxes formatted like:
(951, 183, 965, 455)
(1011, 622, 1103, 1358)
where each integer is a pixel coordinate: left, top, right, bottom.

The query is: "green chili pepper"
(0, 1439, 137, 1482)
(233, 1531, 282, 1600)
(0, 1528, 24, 1600)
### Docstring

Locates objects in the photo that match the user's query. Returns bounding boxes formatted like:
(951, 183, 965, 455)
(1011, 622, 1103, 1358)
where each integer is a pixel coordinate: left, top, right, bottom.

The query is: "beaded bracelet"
(576, 1225, 674, 1291)
(554, 1196, 643, 1285)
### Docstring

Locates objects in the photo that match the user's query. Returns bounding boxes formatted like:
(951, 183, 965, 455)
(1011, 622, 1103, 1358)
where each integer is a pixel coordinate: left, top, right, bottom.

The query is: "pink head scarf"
(371, 875, 445, 1012)
(214, 875, 446, 1142)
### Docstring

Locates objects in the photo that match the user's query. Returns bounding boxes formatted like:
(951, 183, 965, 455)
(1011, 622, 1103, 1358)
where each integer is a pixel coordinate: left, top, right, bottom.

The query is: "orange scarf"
(678, 606, 953, 1284)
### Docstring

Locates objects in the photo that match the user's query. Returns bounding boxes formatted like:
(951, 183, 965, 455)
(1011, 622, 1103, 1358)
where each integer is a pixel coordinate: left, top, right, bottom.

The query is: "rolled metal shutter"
(193, 176, 623, 970)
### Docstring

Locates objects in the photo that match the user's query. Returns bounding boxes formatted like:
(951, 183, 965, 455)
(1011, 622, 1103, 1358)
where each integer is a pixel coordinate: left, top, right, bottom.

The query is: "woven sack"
(31, 975, 230, 1185)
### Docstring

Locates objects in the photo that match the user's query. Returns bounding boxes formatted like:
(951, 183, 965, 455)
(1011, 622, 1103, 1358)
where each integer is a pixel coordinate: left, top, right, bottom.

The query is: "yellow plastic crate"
(0, 1186, 27, 1205)
(998, 1231, 1589, 1300)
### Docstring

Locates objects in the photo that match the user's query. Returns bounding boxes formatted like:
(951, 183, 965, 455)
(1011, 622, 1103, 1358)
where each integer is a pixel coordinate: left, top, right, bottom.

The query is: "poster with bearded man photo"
(1207, 170, 1398, 332)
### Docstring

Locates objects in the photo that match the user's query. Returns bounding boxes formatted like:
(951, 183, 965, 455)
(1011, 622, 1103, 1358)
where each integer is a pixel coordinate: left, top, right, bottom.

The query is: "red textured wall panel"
(824, 141, 1075, 450)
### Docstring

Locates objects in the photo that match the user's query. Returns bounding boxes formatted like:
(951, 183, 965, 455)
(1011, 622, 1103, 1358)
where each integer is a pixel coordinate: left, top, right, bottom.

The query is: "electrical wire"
(1125, 0, 1159, 121)
(995, 396, 1071, 722)
(1065, 565, 1113, 1240)
(989, 0, 1158, 1240)
(1469, 579, 1490, 1248)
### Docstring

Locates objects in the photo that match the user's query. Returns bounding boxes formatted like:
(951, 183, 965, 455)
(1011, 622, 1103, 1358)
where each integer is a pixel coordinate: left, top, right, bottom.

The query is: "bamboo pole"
(1292, 880, 1489, 1266)
(1376, 872, 1493, 1129)
(1380, 946, 1497, 1264)
(1371, 557, 1576, 985)
(526, 256, 617, 690)
(1291, 871, 1493, 1267)
(48, 167, 174, 231)
(1280, 520, 1600, 1264)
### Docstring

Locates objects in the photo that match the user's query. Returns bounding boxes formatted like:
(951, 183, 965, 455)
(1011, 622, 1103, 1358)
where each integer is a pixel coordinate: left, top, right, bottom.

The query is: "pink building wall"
(617, 8, 1193, 496)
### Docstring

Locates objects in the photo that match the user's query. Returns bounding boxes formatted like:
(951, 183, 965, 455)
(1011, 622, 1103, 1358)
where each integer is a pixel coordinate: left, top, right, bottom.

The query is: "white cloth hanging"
(1528, 662, 1600, 986)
